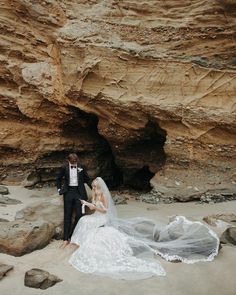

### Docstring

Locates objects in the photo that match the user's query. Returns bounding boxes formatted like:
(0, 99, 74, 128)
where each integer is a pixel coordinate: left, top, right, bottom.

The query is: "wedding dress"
(69, 177, 219, 280)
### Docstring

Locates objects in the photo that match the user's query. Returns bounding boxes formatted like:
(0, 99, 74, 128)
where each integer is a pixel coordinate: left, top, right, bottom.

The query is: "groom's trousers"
(63, 186, 83, 241)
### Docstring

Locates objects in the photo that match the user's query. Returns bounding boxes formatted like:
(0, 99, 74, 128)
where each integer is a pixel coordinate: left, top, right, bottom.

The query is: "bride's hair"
(91, 178, 103, 202)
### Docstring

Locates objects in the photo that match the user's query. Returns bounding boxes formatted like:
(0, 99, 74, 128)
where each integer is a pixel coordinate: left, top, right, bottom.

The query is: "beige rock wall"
(0, 0, 235, 196)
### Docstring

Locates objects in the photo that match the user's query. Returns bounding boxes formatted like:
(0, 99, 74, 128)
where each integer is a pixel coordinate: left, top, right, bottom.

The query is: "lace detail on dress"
(69, 180, 219, 280)
(69, 199, 166, 279)
(94, 200, 107, 211)
(69, 226, 166, 279)
(70, 201, 107, 245)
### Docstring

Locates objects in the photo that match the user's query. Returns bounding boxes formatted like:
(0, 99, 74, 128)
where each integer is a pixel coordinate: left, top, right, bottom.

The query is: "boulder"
(15, 199, 64, 239)
(203, 214, 236, 227)
(0, 186, 9, 195)
(220, 227, 236, 246)
(0, 220, 55, 256)
(0, 263, 14, 280)
(24, 268, 62, 289)
(0, 195, 22, 205)
(112, 194, 128, 205)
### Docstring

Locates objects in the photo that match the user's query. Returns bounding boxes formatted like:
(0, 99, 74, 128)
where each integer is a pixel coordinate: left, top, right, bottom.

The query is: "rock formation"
(203, 213, 236, 226)
(221, 227, 236, 245)
(25, 268, 62, 289)
(0, 1, 235, 198)
(0, 263, 13, 280)
(0, 219, 55, 256)
(0, 197, 64, 256)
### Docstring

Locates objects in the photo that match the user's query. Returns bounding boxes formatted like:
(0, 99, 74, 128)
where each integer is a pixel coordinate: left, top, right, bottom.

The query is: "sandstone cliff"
(0, 0, 235, 199)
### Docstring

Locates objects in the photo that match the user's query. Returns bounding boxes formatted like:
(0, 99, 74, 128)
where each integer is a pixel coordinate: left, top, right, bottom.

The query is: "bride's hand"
(88, 204, 96, 210)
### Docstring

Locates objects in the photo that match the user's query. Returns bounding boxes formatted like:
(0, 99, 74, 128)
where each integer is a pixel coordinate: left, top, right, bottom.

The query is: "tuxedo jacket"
(56, 164, 91, 200)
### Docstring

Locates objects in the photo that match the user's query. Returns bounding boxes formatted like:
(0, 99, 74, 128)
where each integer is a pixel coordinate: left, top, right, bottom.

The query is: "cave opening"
(120, 120, 167, 191)
(60, 107, 123, 188)
(34, 107, 123, 188)
(35, 107, 167, 191)
(122, 166, 155, 191)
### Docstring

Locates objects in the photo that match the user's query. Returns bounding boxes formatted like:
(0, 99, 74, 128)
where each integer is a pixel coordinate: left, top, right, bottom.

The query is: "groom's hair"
(68, 153, 78, 163)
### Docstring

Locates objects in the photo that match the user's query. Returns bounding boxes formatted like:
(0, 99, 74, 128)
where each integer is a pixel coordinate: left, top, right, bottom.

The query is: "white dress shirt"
(69, 164, 78, 186)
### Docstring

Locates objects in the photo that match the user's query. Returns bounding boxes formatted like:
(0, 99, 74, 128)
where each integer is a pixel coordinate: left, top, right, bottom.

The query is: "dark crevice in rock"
(0, 106, 167, 191)
(118, 120, 167, 190)
(216, 0, 236, 12)
(0, 146, 27, 166)
(61, 107, 99, 138)
(34, 111, 167, 190)
(31, 107, 123, 188)
(59, 107, 123, 187)
(123, 165, 155, 191)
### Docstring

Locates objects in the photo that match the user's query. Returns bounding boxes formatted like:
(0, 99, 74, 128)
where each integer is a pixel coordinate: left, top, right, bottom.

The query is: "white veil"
(96, 177, 220, 264)
(96, 177, 118, 226)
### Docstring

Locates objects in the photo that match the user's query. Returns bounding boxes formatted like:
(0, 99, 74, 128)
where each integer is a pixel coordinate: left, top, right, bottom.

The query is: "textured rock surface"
(15, 198, 64, 239)
(0, 195, 22, 204)
(220, 227, 236, 245)
(24, 268, 62, 289)
(0, 1, 235, 196)
(203, 213, 236, 226)
(0, 263, 13, 280)
(0, 186, 9, 195)
(0, 219, 55, 256)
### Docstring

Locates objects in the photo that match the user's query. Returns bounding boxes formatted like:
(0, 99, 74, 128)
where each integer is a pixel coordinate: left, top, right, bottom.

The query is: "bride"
(69, 177, 219, 280)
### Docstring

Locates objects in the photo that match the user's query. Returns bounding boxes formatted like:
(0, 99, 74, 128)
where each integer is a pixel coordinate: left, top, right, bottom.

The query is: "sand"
(0, 186, 236, 295)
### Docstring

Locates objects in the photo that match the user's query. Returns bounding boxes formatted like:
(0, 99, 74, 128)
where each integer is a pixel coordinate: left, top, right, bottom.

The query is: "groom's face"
(68, 153, 78, 165)
(68, 158, 77, 165)
(68, 157, 78, 165)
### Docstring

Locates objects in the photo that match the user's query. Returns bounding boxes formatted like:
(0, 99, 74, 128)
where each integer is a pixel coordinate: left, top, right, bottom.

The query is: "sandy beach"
(0, 186, 236, 295)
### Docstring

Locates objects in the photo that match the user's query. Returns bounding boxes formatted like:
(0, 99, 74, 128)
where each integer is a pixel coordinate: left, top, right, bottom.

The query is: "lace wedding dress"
(69, 200, 166, 279)
(69, 177, 219, 280)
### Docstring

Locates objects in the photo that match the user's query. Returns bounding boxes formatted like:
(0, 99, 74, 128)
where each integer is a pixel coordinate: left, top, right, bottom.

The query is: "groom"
(56, 153, 91, 248)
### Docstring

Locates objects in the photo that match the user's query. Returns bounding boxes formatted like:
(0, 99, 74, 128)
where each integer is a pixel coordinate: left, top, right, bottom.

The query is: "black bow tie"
(71, 166, 76, 169)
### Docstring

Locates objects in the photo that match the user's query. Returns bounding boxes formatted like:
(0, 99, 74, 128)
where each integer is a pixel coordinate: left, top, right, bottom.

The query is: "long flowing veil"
(96, 177, 220, 264)
(96, 177, 118, 225)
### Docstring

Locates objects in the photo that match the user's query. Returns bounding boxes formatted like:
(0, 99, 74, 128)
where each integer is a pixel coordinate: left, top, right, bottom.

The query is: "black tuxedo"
(56, 164, 91, 199)
(56, 163, 91, 240)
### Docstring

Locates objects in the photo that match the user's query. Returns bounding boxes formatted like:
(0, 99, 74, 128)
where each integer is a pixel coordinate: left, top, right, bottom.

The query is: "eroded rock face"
(15, 198, 64, 239)
(0, 197, 64, 256)
(0, 219, 55, 256)
(0, 263, 14, 280)
(203, 214, 236, 227)
(0, 186, 9, 195)
(0, 1, 235, 195)
(221, 227, 236, 246)
(0, 195, 22, 205)
(25, 268, 62, 289)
